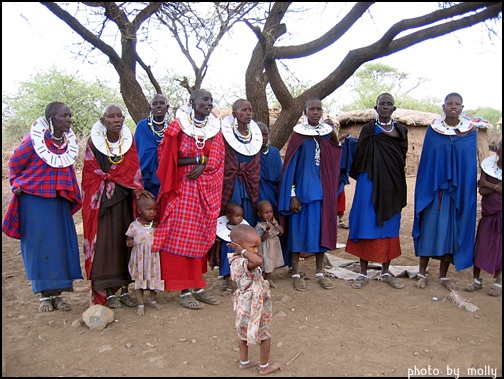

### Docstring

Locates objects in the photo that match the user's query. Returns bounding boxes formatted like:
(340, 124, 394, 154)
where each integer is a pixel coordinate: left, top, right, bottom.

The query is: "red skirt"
(160, 251, 208, 291)
(337, 189, 346, 215)
(345, 237, 401, 263)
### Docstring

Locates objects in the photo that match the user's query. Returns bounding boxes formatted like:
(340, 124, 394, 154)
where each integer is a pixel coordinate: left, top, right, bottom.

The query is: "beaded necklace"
(105, 134, 124, 164)
(51, 134, 69, 150)
(232, 118, 252, 144)
(442, 119, 463, 130)
(261, 145, 270, 155)
(375, 120, 395, 133)
(148, 113, 168, 138)
(135, 217, 154, 230)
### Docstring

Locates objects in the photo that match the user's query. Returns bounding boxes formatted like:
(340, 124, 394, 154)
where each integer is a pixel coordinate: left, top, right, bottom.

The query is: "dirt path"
(2, 176, 502, 377)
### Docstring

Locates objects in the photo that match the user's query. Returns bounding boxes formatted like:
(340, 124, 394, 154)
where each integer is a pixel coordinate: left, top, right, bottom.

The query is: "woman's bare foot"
(149, 301, 163, 310)
(239, 361, 259, 370)
(136, 305, 145, 316)
(415, 274, 428, 289)
(268, 280, 277, 288)
(259, 363, 281, 375)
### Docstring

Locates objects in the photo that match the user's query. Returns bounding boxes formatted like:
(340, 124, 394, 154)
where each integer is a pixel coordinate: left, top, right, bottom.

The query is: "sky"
(2, 2, 502, 114)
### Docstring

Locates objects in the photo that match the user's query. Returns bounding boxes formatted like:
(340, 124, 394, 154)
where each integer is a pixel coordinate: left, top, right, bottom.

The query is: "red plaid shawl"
(221, 140, 261, 215)
(153, 120, 225, 257)
(81, 138, 143, 305)
(3, 131, 81, 239)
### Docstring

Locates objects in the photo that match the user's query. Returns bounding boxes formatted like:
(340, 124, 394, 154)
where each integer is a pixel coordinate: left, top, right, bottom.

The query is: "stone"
(280, 295, 290, 303)
(276, 311, 287, 317)
(72, 319, 83, 328)
(126, 343, 133, 349)
(82, 305, 114, 331)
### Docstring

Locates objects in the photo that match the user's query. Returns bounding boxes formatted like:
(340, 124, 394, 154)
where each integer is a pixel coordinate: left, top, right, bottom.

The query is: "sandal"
(179, 293, 203, 309)
(293, 276, 307, 291)
(489, 283, 502, 297)
(440, 277, 457, 291)
(192, 290, 220, 305)
(105, 295, 123, 309)
(464, 279, 483, 292)
(351, 274, 368, 289)
(119, 292, 138, 307)
(221, 288, 233, 297)
(52, 295, 71, 311)
(415, 273, 428, 289)
(39, 297, 54, 313)
(338, 221, 349, 229)
(316, 275, 335, 290)
(381, 274, 404, 289)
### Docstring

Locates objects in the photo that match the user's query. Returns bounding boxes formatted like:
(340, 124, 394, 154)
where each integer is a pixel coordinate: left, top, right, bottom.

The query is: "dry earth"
(2, 174, 502, 377)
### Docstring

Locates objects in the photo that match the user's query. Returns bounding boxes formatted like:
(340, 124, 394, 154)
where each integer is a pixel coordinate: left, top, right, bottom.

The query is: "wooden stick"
(285, 351, 301, 366)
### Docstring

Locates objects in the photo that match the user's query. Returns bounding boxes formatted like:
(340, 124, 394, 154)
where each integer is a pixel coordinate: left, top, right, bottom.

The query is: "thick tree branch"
(41, 2, 121, 66)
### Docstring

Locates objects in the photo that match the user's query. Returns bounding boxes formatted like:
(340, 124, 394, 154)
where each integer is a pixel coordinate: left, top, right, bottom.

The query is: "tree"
(464, 107, 502, 128)
(2, 66, 124, 146)
(41, 2, 163, 124)
(340, 63, 440, 113)
(244, 2, 502, 148)
(156, 2, 262, 94)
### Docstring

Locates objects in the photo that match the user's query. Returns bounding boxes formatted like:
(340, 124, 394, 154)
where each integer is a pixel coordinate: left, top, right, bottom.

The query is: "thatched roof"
(336, 108, 439, 128)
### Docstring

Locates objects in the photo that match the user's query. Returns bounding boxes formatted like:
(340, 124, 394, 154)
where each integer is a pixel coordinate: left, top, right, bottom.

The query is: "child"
(227, 224, 281, 375)
(255, 200, 284, 288)
(126, 195, 164, 315)
(216, 203, 249, 295)
(464, 140, 502, 296)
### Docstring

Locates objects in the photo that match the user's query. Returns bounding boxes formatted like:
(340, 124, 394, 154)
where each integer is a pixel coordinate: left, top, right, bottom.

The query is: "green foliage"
(464, 107, 502, 129)
(340, 63, 441, 113)
(2, 67, 125, 146)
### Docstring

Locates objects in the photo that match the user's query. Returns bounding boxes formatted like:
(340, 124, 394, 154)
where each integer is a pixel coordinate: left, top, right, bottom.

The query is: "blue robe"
(230, 152, 256, 225)
(134, 118, 163, 199)
(412, 126, 477, 271)
(259, 146, 283, 216)
(279, 135, 336, 254)
(338, 136, 358, 195)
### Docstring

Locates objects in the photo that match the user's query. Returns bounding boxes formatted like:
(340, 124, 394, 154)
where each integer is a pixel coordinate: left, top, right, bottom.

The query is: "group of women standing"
(2, 90, 501, 313)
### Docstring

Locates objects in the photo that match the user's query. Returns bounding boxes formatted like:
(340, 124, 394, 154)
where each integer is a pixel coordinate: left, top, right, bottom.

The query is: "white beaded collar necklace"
(216, 215, 249, 242)
(31, 116, 78, 168)
(176, 104, 221, 149)
(481, 155, 502, 181)
(293, 121, 333, 136)
(91, 120, 133, 158)
(221, 114, 262, 156)
(431, 116, 473, 136)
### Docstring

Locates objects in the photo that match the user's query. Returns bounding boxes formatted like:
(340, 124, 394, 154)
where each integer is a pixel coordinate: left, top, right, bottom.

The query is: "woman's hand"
(186, 164, 205, 180)
(134, 189, 155, 199)
(290, 196, 302, 213)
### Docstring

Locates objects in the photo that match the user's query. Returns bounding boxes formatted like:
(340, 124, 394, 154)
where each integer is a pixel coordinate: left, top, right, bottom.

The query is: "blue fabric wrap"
(412, 127, 477, 271)
(218, 236, 233, 277)
(279, 137, 325, 253)
(259, 146, 283, 215)
(19, 193, 83, 293)
(338, 137, 358, 195)
(230, 152, 256, 225)
(134, 118, 162, 199)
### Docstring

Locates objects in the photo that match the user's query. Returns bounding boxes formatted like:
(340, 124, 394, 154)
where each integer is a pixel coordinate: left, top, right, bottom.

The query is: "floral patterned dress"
(230, 255, 272, 345)
(126, 221, 164, 291)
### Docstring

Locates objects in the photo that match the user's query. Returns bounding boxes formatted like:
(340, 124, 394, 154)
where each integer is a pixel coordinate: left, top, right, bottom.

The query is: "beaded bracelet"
(196, 155, 201, 165)
(201, 155, 205, 165)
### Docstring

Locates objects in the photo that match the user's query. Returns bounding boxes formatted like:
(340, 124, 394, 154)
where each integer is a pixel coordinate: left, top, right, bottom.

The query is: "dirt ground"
(2, 174, 502, 377)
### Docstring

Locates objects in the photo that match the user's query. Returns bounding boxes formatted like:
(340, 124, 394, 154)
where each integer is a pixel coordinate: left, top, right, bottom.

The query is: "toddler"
(228, 224, 281, 375)
(255, 200, 284, 288)
(216, 203, 249, 295)
(126, 195, 164, 315)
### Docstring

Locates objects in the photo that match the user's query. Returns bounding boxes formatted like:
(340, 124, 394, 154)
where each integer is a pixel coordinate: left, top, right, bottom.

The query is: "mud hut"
(335, 109, 492, 176)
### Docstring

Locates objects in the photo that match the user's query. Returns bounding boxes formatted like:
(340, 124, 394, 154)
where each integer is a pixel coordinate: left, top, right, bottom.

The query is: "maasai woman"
(134, 94, 169, 199)
(345, 93, 408, 289)
(278, 97, 342, 292)
(464, 140, 502, 296)
(82, 105, 153, 308)
(221, 99, 262, 226)
(2, 102, 82, 312)
(413, 93, 477, 290)
(154, 89, 224, 310)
